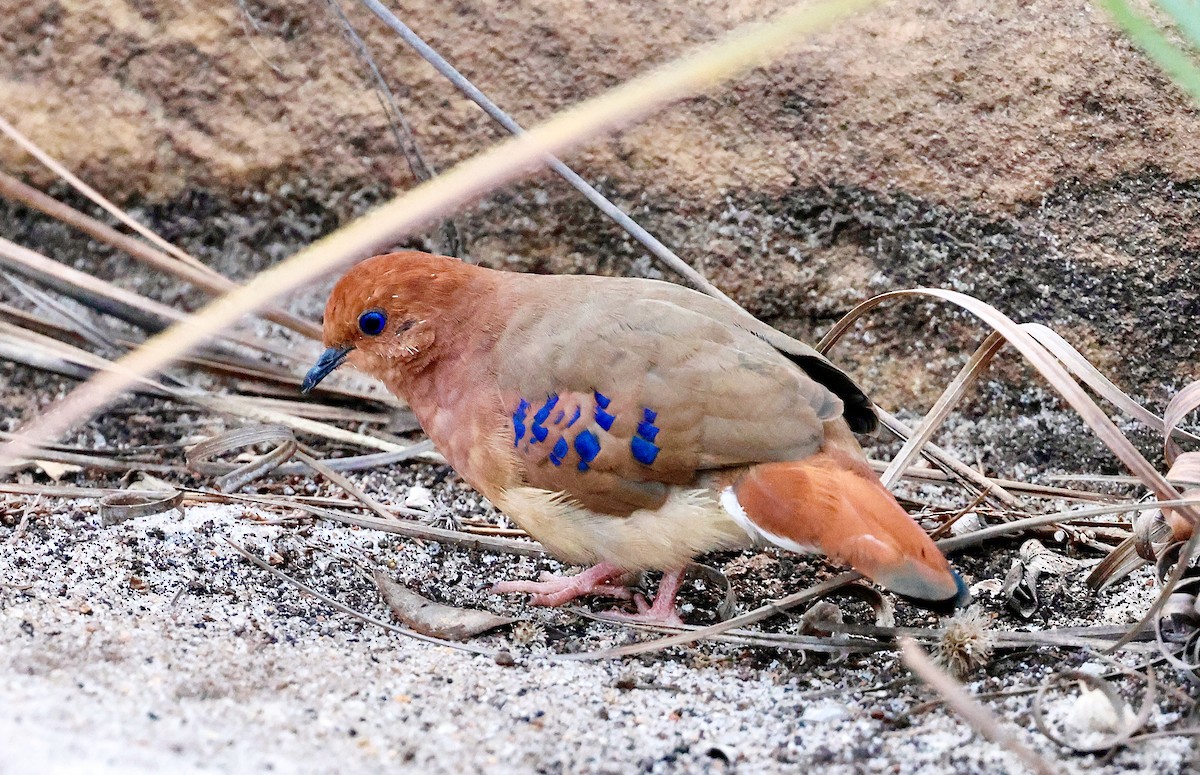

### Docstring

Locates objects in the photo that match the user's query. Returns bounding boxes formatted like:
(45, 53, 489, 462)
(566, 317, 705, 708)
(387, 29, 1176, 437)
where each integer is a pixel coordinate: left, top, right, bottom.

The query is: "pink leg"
(490, 561, 634, 606)
(603, 568, 687, 626)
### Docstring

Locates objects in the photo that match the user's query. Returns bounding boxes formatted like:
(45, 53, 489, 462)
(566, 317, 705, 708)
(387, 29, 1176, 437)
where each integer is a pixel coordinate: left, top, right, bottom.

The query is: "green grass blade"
(1155, 0, 1200, 51)
(1096, 0, 1200, 104)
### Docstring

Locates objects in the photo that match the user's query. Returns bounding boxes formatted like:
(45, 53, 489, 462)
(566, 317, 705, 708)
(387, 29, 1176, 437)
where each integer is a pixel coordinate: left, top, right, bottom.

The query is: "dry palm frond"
(0, 170, 319, 339)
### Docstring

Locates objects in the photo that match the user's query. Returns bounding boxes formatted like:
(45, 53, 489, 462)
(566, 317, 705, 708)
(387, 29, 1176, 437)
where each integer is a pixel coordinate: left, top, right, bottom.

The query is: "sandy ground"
(1, 467, 1197, 774)
(0, 222, 1194, 772)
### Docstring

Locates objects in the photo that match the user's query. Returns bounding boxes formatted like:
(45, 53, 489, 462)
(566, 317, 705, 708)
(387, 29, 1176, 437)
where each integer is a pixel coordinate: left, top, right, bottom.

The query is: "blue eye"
(358, 310, 387, 336)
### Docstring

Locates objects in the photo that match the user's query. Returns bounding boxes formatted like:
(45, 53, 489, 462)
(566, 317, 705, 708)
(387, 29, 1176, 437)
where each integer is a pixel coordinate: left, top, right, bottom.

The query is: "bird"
(302, 251, 969, 623)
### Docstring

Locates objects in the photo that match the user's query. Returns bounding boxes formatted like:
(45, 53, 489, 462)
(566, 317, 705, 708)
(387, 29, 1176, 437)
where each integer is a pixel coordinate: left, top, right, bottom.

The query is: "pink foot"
(599, 568, 687, 626)
(490, 562, 634, 606)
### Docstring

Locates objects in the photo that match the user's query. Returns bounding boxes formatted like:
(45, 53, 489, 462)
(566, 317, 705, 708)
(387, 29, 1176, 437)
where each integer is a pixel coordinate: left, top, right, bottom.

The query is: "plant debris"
(373, 569, 514, 641)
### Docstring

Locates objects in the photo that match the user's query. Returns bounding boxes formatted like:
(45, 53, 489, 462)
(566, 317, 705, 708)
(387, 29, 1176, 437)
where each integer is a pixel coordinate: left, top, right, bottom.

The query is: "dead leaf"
(35, 459, 81, 481)
(373, 570, 513, 640)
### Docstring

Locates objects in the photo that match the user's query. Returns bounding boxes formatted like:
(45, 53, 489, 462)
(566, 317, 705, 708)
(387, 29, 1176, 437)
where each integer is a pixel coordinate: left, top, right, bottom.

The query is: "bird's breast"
(391, 361, 521, 502)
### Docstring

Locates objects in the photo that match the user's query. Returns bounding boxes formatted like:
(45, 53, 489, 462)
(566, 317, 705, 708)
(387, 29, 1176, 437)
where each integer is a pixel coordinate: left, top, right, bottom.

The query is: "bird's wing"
(629, 278, 877, 433)
(493, 288, 843, 515)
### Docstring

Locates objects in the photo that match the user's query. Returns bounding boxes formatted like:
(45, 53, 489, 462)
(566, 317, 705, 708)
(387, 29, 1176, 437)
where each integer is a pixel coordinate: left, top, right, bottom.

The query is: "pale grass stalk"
(900, 638, 1058, 775)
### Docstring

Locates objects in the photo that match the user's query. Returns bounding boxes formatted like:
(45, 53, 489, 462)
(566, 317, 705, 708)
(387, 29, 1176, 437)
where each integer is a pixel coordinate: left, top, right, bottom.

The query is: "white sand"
(1, 498, 1194, 774)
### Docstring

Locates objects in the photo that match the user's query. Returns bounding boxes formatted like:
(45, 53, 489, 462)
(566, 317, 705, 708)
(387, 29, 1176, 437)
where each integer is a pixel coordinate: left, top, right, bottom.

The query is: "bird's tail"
(722, 451, 968, 610)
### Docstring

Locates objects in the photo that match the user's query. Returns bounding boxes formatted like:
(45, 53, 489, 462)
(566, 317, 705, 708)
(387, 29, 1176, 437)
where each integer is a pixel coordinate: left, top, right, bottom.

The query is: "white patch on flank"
(719, 486, 819, 555)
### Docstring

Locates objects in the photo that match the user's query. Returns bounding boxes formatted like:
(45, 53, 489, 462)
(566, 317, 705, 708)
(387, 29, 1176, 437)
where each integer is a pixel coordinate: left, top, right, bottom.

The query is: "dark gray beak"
(301, 346, 352, 394)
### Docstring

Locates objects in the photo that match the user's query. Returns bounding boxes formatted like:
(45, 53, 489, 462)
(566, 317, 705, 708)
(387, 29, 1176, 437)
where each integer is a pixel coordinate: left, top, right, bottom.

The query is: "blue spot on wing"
(594, 391, 611, 409)
(594, 407, 615, 431)
(533, 394, 559, 425)
(631, 436, 660, 466)
(549, 437, 568, 466)
(566, 407, 581, 427)
(632, 406, 660, 464)
(529, 394, 558, 444)
(552, 410, 565, 424)
(575, 430, 601, 461)
(575, 430, 601, 471)
(512, 398, 530, 446)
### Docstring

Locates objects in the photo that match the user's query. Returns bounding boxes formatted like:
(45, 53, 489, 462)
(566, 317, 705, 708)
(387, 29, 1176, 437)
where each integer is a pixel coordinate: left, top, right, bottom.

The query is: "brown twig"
(0, 171, 320, 340)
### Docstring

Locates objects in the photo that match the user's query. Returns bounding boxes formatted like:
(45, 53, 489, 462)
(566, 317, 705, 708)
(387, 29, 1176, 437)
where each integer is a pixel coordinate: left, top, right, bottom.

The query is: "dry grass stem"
(355, 0, 734, 302)
(880, 332, 1007, 489)
(0, 171, 320, 339)
(900, 638, 1059, 775)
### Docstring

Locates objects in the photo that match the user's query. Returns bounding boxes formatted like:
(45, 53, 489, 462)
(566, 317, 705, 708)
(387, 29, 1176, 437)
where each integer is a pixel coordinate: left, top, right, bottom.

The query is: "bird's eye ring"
(358, 309, 387, 336)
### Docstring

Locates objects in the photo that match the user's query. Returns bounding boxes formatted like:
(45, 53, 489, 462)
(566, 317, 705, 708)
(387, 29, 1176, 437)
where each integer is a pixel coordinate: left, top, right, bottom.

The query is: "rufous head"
(300, 251, 473, 393)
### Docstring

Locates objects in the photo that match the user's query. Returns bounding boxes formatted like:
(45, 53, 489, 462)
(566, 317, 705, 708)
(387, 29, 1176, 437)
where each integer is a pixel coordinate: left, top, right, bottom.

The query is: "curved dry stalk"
(1165, 380, 1200, 464)
(880, 323, 1200, 503)
(818, 289, 1189, 515)
(1152, 577, 1200, 674)
(1025, 324, 1199, 447)
(186, 425, 298, 493)
(1031, 667, 1156, 753)
(0, 0, 878, 469)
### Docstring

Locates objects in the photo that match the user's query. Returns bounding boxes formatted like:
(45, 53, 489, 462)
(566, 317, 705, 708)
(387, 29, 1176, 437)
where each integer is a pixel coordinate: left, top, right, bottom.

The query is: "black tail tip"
(900, 570, 971, 615)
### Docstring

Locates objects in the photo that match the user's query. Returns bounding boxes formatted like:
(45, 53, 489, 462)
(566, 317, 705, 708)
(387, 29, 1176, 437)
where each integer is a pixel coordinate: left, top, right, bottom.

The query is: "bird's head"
(301, 251, 477, 394)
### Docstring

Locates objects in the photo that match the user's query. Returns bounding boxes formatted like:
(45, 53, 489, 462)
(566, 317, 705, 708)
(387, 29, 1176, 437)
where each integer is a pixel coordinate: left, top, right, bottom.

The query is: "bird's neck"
(394, 270, 503, 388)
(386, 299, 515, 500)
(376, 269, 507, 434)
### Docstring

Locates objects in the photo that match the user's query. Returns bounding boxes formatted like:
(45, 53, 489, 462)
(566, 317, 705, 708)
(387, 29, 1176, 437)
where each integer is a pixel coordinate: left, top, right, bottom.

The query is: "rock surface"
(2, 0, 1197, 414)
(3, 2, 1200, 772)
